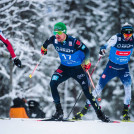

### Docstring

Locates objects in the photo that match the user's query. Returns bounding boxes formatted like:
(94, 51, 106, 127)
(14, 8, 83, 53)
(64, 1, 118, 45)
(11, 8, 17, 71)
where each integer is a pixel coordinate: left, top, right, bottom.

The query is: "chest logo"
(56, 46, 74, 53)
(117, 44, 133, 49)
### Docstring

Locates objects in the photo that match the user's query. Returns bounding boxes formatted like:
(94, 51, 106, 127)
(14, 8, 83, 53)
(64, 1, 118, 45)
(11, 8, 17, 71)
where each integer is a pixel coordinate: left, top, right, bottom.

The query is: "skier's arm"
(0, 30, 16, 58)
(41, 36, 55, 55)
(0, 30, 21, 68)
(99, 35, 117, 56)
(74, 39, 91, 71)
(105, 35, 117, 49)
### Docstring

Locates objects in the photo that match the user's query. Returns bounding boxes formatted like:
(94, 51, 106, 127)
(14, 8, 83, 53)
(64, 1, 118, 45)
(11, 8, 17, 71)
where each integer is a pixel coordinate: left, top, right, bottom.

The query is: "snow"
(0, 118, 133, 134)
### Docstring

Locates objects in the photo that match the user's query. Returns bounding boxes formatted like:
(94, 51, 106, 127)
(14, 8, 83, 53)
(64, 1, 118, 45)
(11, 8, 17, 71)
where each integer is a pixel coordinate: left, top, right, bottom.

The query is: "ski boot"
(72, 104, 90, 120)
(52, 103, 64, 121)
(96, 109, 110, 122)
(122, 104, 130, 121)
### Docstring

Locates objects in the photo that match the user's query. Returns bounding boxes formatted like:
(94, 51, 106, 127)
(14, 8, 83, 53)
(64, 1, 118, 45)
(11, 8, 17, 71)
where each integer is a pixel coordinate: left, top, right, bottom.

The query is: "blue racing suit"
(87, 33, 134, 105)
(42, 35, 100, 111)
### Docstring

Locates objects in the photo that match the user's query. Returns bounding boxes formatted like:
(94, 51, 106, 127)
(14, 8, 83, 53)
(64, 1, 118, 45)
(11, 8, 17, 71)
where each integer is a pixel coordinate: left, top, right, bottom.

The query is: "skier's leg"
(72, 66, 110, 122)
(52, 103, 64, 120)
(119, 67, 131, 121)
(72, 66, 98, 110)
(50, 65, 69, 120)
(119, 68, 131, 105)
(50, 66, 69, 104)
(82, 61, 117, 106)
(73, 61, 117, 120)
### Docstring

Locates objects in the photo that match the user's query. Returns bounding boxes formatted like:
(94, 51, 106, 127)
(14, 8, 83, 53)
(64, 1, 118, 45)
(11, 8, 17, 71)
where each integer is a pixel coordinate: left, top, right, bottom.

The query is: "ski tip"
(110, 120, 120, 123)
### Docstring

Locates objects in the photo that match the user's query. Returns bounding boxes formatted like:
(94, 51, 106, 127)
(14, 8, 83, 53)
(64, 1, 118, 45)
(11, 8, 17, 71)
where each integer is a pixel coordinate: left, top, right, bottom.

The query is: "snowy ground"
(0, 118, 133, 134)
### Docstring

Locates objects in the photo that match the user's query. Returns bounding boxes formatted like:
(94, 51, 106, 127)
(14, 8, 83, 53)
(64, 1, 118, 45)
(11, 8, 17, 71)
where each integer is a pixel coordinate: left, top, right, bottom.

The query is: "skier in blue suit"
(73, 22, 134, 121)
(41, 22, 110, 122)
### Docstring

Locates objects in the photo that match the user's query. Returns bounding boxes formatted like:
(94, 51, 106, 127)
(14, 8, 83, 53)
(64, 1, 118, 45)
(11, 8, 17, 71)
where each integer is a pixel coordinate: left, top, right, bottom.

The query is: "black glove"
(14, 58, 21, 68)
(99, 46, 106, 56)
(41, 46, 47, 55)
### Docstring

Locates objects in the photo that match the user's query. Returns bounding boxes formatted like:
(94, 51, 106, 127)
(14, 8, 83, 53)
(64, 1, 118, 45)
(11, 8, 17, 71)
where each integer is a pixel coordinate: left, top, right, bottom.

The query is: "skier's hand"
(13, 58, 21, 68)
(41, 46, 47, 55)
(83, 60, 91, 71)
(99, 46, 106, 56)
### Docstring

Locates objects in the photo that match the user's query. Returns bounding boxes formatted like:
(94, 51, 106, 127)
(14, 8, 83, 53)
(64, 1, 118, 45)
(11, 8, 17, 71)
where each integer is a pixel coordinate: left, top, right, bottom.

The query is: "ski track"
(0, 118, 133, 134)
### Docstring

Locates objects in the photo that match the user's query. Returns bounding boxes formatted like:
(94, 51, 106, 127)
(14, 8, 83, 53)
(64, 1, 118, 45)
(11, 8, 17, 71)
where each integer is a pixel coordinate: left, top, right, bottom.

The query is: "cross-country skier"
(0, 30, 21, 68)
(41, 22, 110, 122)
(73, 22, 134, 121)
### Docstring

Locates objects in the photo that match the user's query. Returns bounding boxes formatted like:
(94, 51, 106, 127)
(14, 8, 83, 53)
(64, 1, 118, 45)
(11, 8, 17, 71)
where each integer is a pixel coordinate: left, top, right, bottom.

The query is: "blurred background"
(0, 0, 134, 120)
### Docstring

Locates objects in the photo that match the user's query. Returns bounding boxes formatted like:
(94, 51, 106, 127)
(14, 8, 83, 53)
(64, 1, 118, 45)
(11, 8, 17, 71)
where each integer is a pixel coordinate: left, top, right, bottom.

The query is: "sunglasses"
(53, 31, 63, 35)
(123, 33, 132, 38)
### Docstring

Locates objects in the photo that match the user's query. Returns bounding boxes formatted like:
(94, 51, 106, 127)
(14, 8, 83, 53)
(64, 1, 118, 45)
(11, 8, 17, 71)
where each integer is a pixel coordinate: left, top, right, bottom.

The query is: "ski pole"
(90, 56, 102, 101)
(66, 56, 102, 119)
(86, 71, 95, 89)
(90, 56, 102, 76)
(86, 57, 102, 101)
(86, 70, 101, 101)
(86, 56, 102, 90)
(29, 54, 44, 78)
(66, 91, 83, 120)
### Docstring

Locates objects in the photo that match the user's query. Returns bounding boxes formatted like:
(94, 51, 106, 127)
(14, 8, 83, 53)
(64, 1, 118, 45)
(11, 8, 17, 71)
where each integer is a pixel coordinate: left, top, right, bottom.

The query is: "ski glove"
(41, 46, 47, 55)
(99, 46, 106, 56)
(13, 58, 21, 68)
(83, 59, 91, 71)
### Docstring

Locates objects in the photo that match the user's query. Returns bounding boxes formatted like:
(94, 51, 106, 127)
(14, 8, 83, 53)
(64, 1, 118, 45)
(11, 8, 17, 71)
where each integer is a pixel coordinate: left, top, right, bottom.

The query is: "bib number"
(62, 54, 71, 60)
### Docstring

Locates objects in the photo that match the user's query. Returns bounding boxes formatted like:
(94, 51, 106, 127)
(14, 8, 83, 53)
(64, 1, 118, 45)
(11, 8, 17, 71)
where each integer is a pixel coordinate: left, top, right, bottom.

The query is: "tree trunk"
(10, 58, 13, 92)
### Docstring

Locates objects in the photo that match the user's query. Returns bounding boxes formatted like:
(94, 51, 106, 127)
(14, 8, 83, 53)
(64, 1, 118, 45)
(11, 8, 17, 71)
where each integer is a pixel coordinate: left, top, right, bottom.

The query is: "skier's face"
(54, 32, 66, 42)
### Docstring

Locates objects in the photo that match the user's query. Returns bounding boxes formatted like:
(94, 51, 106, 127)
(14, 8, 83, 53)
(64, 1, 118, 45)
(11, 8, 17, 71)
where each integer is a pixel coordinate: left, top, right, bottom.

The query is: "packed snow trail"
(0, 118, 133, 134)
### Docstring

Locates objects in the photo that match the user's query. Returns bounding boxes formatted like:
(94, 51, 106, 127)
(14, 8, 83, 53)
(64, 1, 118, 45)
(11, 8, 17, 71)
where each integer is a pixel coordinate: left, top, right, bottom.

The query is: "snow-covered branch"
(0, 0, 17, 12)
